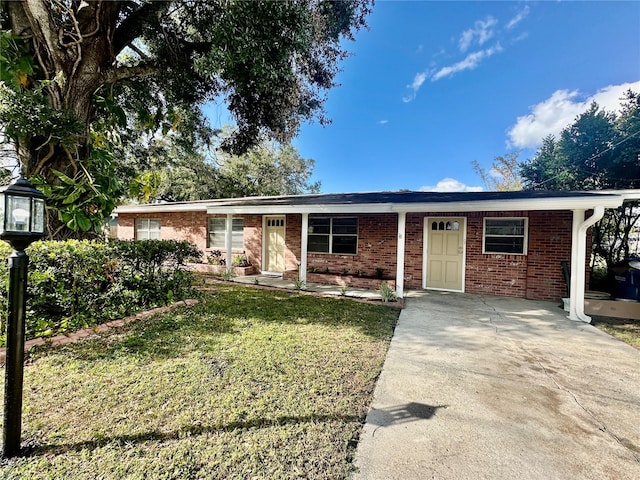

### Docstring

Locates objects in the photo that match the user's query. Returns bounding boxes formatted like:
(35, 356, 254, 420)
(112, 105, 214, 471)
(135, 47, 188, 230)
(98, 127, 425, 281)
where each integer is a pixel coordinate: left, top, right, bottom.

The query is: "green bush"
(0, 239, 202, 346)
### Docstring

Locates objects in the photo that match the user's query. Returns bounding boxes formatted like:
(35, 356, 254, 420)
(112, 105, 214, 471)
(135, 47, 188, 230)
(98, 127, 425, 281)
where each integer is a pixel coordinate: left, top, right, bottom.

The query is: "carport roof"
(115, 189, 631, 214)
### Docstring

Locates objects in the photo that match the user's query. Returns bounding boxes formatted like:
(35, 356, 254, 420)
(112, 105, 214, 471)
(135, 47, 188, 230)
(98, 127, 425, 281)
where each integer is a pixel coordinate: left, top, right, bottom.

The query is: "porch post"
(300, 213, 308, 284)
(225, 213, 233, 272)
(568, 209, 583, 321)
(396, 211, 406, 299)
(568, 207, 605, 322)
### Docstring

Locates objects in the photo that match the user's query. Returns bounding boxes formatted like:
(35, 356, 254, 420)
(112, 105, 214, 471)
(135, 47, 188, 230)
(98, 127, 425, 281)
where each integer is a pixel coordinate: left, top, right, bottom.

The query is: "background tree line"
(476, 90, 640, 286)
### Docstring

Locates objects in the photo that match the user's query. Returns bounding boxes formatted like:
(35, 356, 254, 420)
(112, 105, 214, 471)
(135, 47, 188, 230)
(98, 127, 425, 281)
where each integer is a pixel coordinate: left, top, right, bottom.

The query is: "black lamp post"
(0, 176, 46, 458)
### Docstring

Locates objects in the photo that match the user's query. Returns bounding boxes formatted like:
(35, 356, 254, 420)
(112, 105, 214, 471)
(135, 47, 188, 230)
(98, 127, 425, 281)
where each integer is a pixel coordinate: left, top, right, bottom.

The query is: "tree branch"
(105, 63, 159, 83)
(112, 0, 171, 56)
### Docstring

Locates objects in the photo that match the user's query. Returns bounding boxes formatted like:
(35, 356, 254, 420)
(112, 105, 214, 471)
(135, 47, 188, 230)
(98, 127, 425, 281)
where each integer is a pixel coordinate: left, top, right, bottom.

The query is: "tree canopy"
(520, 92, 640, 191)
(128, 135, 320, 203)
(0, 0, 371, 238)
(472, 152, 522, 191)
(520, 90, 640, 271)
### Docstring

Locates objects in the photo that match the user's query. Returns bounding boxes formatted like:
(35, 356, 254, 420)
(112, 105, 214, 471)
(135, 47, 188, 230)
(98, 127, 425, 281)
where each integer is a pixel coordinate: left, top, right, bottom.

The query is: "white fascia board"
(596, 190, 640, 202)
(390, 196, 624, 213)
(206, 203, 396, 215)
(120, 194, 625, 216)
(115, 203, 209, 214)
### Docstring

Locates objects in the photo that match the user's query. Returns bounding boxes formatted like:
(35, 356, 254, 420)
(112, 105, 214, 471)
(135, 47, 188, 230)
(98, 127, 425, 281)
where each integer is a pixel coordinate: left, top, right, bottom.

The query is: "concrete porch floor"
(227, 273, 387, 300)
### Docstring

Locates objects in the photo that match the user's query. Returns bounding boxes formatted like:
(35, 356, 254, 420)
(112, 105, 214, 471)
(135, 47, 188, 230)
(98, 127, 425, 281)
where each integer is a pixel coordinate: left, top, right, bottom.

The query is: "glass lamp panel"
(32, 198, 45, 233)
(6, 195, 31, 232)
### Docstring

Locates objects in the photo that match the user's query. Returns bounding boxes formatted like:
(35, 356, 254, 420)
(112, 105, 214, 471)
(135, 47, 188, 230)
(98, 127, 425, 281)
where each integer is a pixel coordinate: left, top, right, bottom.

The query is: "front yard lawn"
(0, 284, 399, 479)
(592, 315, 640, 349)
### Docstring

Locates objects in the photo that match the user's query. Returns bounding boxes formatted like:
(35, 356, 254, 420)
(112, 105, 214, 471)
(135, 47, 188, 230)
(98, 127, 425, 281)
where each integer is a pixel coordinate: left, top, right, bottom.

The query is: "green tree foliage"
(215, 142, 321, 199)
(520, 91, 640, 271)
(126, 133, 320, 203)
(0, 0, 371, 238)
(472, 152, 522, 191)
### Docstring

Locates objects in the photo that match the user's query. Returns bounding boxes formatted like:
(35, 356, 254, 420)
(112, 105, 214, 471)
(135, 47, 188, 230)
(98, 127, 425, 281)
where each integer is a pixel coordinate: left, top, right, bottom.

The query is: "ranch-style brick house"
(115, 190, 640, 323)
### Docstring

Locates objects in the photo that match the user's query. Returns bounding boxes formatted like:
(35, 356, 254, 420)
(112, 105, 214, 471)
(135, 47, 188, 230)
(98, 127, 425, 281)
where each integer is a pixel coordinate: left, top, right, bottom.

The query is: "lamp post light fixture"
(0, 175, 46, 458)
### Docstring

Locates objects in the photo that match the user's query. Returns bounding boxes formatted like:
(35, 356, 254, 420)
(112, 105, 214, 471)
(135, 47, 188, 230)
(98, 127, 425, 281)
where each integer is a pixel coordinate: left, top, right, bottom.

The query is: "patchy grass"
(0, 284, 398, 479)
(591, 315, 640, 349)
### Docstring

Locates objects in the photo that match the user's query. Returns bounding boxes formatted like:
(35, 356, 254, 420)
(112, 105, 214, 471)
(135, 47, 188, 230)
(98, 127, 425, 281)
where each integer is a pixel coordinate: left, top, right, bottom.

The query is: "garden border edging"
(0, 299, 199, 366)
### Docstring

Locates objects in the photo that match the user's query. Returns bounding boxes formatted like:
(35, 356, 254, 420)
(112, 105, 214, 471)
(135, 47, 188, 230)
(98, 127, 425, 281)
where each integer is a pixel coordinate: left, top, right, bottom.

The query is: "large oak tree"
(0, 0, 371, 238)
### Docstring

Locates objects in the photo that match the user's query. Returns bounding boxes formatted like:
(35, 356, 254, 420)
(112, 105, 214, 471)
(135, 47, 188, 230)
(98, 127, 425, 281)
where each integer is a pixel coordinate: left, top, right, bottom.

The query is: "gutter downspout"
(568, 206, 605, 323)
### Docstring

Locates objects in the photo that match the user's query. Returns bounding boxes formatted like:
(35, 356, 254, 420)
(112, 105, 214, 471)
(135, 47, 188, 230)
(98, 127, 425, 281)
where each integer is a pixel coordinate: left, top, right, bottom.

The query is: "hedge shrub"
(0, 239, 202, 346)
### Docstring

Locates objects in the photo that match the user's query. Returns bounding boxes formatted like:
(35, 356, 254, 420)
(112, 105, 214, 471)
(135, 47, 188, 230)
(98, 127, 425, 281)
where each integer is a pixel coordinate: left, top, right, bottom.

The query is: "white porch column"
(396, 211, 406, 299)
(300, 213, 309, 284)
(568, 206, 605, 322)
(225, 213, 233, 272)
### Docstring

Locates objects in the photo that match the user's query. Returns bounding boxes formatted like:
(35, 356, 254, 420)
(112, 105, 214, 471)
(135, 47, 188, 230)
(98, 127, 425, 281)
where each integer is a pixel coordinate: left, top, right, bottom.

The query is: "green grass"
(592, 315, 640, 349)
(0, 284, 399, 479)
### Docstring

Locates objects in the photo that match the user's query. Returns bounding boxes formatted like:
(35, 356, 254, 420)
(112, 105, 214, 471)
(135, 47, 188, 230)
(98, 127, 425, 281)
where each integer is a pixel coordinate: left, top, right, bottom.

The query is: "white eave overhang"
(114, 192, 629, 216)
(115, 202, 210, 214)
(205, 196, 624, 215)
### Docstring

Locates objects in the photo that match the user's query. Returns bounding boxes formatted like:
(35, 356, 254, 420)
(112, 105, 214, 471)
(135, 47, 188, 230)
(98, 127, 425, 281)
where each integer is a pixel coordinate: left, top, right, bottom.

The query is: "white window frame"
(136, 218, 161, 240)
(483, 217, 528, 255)
(208, 217, 244, 250)
(308, 217, 358, 255)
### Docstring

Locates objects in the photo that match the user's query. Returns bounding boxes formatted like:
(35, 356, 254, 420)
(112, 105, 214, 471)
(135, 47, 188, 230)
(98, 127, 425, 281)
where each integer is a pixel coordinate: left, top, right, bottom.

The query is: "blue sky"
(212, 1, 640, 194)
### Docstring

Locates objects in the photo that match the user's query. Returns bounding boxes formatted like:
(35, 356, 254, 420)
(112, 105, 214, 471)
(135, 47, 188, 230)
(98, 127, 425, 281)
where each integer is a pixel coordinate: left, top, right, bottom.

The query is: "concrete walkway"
(352, 290, 640, 480)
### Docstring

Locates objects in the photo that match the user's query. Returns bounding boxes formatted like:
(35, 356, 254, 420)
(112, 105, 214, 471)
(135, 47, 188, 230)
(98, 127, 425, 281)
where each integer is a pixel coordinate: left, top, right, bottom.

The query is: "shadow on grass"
(25, 412, 363, 458)
(37, 285, 399, 362)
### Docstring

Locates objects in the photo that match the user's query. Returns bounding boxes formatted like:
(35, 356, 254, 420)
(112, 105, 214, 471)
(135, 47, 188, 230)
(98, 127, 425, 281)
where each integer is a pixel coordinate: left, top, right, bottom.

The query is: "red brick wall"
(403, 210, 574, 300)
(116, 212, 262, 268)
(117, 211, 208, 251)
(283, 214, 398, 278)
(119, 209, 580, 301)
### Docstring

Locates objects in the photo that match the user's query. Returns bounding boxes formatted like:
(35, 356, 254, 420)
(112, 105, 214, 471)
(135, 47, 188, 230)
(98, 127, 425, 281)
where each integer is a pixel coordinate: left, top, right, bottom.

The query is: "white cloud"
(507, 81, 640, 149)
(459, 16, 497, 52)
(420, 178, 484, 193)
(378, 119, 389, 125)
(402, 71, 428, 103)
(432, 44, 503, 82)
(506, 6, 530, 30)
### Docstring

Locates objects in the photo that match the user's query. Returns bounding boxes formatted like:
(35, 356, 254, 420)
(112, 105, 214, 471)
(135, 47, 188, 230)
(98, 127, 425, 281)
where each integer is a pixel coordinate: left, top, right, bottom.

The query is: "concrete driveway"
(352, 291, 640, 480)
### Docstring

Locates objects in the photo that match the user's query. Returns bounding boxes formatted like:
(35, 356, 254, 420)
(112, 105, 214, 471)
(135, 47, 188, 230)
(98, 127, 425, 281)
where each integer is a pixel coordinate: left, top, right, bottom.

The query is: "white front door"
(423, 217, 465, 291)
(265, 216, 286, 273)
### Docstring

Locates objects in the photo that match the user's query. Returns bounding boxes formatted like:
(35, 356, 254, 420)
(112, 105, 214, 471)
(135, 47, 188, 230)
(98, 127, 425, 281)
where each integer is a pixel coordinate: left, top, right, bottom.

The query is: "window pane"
(232, 218, 244, 232)
(208, 218, 226, 249)
(332, 217, 357, 235)
(332, 235, 357, 254)
(485, 219, 525, 236)
(309, 217, 330, 234)
(485, 236, 524, 254)
(232, 218, 244, 249)
(308, 234, 330, 253)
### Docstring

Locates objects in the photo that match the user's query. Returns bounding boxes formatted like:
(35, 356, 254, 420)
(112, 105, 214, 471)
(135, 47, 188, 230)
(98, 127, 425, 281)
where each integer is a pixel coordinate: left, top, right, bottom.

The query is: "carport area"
(352, 291, 640, 480)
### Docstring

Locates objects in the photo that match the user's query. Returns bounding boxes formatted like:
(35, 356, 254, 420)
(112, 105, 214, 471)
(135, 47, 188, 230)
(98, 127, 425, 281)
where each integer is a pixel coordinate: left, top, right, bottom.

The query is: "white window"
(208, 217, 244, 249)
(136, 218, 161, 240)
(308, 217, 358, 255)
(483, 218, 528, 255)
